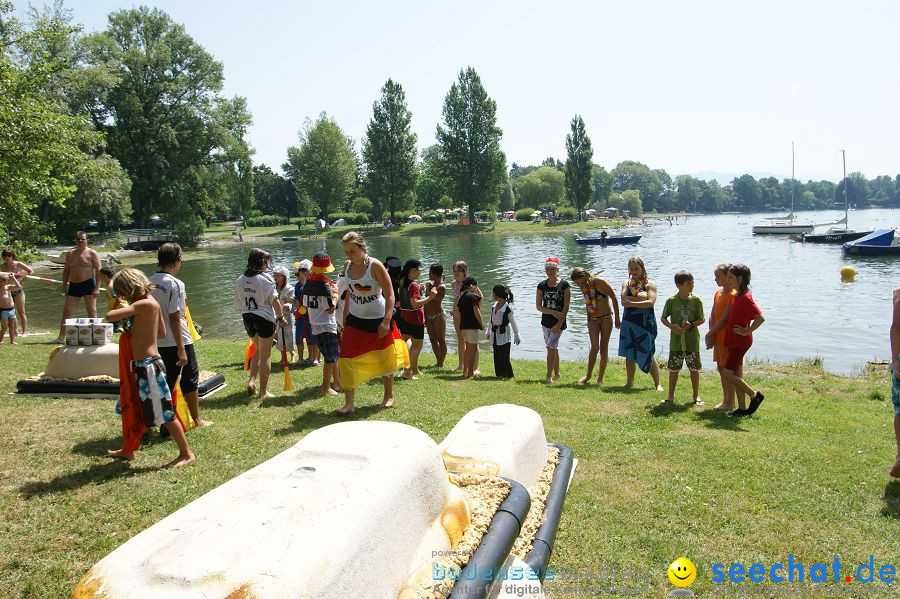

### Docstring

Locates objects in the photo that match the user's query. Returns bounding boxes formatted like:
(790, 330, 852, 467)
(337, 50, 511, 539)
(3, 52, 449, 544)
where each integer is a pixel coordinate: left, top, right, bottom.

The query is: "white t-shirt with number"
(150, 272, 192, 348)
(235, 272, 277, 323)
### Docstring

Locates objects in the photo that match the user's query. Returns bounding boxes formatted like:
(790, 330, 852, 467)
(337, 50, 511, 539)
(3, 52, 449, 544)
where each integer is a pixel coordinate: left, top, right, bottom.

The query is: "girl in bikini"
(423, 263, 448, 368)
(570, 267, 621, 385)
(1, 248, 33, 335)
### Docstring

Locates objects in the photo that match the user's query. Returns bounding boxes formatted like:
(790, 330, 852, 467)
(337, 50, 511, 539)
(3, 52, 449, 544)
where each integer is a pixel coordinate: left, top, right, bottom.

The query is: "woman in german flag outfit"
(336, 232, 409, 415)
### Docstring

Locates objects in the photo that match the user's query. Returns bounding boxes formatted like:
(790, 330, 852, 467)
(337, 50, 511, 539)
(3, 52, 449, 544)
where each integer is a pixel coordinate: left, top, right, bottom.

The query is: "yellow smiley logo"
(668, 557, 697, 587)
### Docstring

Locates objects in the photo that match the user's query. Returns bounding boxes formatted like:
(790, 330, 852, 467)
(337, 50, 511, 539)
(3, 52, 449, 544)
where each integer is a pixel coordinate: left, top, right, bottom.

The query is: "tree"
(608, 190, 642, 216)
(513, 167, 565, 209)
(0, 1, 102, 252)
(564, 115, 593, 221)
(83, 7, 252, 239)
(591, 165, 612, 207)
(436, 67, 506, 223)
(253, 164, 298, 216)
(362, 79, 418, 220)
(731, 174, 762, 211)
(611, 161, 662, 212)
(284, 113, 357, 218)
(416, 145, 451, 212)
(836, 172, 870, 208)
(675, 175, 705, 212)
(499, 175, 515, 212)
(58, 154, 132, 238)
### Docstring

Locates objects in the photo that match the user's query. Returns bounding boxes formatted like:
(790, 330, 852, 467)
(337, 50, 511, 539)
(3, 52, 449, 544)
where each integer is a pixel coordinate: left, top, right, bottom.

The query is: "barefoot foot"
(380, 397, 394, 408)
(107, 449, 135, 461)
(577, 376, 589, 385)
(246, 382, 256, 397)
(195, 419, 213, 428)
(258, 391, 275, 400)
(335, 404, 355, 416)
(164, 453, 196, 468)
(322, 388, 340, 396)
(890, 458, 900, 478)
(656, 384, 665, 392)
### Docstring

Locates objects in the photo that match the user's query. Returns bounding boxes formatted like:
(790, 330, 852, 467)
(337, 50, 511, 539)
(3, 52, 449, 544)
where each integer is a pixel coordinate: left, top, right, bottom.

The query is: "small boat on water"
(842, 229, 900, 256)
(752, 142, 814, 235)
(281, 236, 299, 242)
(792, 151, 872, 243)
(574, 233, 642, 246)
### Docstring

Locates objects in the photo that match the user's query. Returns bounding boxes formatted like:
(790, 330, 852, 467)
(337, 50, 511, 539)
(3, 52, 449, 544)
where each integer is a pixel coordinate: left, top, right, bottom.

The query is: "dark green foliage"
(363, 80, 418, 219)
(245, 215, 290, 227)
(515, 208, 536, 221)
(436, 67, 506, 223)
(564, 115, 594, 220)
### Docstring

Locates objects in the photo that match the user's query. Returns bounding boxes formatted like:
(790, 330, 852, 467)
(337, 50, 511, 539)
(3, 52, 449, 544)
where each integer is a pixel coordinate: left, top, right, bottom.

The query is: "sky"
(19, 0, 900, 182)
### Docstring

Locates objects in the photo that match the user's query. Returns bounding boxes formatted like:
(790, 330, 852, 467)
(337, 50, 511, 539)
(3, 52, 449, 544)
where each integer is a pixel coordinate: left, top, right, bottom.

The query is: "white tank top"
(343, 258, 386, 319)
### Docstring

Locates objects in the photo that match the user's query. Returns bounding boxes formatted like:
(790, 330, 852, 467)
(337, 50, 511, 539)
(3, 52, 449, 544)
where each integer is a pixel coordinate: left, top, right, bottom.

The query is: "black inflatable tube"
(523, 442, 575, 581)
(16, 372, 226, 398)
(449, 478, 531, 599)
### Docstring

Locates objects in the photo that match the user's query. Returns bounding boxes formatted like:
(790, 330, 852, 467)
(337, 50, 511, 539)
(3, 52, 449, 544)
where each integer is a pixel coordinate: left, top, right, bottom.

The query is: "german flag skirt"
(339, 314, 410, 390)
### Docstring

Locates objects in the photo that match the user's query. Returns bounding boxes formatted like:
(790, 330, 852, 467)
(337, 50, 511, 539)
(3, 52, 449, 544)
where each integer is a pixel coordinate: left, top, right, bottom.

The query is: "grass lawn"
(201, 217, 633, 243)
(1, 335, 898, 598)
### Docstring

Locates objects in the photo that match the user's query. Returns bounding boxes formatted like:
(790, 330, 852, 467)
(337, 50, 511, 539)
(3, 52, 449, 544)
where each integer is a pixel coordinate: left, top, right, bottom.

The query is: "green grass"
(201, 218, 632, 242)
(1, 335, 898, 598)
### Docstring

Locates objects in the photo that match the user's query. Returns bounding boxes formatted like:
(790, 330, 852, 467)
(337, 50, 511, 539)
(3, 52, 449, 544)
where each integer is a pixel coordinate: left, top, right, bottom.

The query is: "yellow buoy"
(841, 266, 857, 281)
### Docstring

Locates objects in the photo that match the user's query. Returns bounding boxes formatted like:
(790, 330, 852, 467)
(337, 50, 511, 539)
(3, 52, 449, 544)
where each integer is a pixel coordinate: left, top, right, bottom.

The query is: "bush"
(515, 208, 535, 221)
(326, 212, 370, 225)
(556, 206, 578, 220)
(246, 215, 290, 227)
(423, 211, 441, 223)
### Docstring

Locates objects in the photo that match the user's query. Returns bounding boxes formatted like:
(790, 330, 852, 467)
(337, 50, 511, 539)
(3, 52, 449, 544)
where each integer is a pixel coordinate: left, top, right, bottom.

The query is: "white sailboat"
(752, 143, 814, 235)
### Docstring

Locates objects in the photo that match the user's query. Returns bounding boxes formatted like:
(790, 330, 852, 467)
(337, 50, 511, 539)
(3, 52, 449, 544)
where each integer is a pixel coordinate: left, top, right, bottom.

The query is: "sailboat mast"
(841, 149, 848, 231)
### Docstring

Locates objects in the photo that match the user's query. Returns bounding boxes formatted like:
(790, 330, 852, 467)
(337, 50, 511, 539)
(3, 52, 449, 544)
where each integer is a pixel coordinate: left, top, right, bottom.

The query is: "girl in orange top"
(705, 263, 737, 410)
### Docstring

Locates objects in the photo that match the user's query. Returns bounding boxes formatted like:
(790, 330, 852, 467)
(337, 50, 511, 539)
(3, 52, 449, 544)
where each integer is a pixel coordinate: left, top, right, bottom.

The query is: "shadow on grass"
(71, 432, 169, 457)
(693, 408, 748, 432)
(258, 386, 322, 408)
(20, 460, 159, 498)
(273, 403, 387, 437)
(881, 480, 900, 519)
(201, 386, 255, 410)
(646, 401, 693, 417)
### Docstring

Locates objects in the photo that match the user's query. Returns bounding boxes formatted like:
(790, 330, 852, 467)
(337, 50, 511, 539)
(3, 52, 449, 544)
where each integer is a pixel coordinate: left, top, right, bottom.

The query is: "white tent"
(331, 218, 347, 227)
(530, 211, 542, 217)
(408, 214, 422, 222)
(585, 208, 597, 215)
(315, 218, 326, 230)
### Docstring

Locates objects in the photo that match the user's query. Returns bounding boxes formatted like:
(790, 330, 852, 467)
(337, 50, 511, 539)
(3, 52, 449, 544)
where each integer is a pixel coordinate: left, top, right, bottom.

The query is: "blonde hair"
(341, 231, 367, 253)
(0, 272, 9, 284)
(628, 256, 647, 279)
(112, 267, 154, 303)
(453, 260, 468, 275)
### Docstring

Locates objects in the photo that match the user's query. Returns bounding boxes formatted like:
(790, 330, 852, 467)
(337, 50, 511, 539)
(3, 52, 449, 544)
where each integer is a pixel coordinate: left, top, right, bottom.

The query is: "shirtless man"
(53, 231, 101, 344)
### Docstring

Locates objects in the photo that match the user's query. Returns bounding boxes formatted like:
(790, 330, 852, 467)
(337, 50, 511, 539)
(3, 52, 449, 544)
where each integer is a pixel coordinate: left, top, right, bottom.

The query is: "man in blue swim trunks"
(891, 287, 900, 478)
(53, 231, 101, 344)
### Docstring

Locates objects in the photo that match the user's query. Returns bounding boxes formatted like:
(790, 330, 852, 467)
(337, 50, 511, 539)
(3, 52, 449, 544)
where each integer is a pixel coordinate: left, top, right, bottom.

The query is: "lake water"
(24, 209, 899, 374)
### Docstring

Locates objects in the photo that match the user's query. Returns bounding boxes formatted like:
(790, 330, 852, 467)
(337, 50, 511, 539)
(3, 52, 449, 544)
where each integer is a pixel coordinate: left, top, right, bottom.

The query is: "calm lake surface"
(26, 209, 899, 375)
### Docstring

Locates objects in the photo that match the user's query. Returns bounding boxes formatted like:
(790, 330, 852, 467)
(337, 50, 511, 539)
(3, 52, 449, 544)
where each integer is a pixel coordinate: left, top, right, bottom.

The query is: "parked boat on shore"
(574, 233, 642, 246)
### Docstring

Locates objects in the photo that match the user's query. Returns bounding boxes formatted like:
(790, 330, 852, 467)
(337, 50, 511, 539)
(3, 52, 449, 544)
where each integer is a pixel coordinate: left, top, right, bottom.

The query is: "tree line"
(3, 2, 899, 255)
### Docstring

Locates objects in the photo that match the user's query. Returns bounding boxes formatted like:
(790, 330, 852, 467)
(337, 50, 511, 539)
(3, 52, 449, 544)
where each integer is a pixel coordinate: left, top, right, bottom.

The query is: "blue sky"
(26, 0, 900, 181)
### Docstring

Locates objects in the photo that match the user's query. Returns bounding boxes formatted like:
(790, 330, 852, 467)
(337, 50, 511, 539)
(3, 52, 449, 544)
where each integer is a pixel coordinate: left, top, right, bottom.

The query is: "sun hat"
(273, 265, 290, 279)
(311, 252, 335, 274)
(295, 259, 312, 273)
(545, 257, 561, 270)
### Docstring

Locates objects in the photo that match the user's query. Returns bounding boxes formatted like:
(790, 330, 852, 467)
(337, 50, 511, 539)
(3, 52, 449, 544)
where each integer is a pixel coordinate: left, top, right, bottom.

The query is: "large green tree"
(0, 1, 102, 252)
(564, 115, 594, 221)
(362, 79, 418, 220)
(253, 164, 299, 216)
(513, 166, 566, 209)
(284, 113, 357, 219)
(83, 7, 252, 238)
(611, 161, 663, 212)
(436, 67, 506, 222)
(591, 165, 612, 207)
